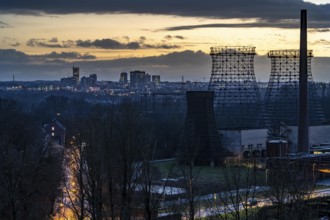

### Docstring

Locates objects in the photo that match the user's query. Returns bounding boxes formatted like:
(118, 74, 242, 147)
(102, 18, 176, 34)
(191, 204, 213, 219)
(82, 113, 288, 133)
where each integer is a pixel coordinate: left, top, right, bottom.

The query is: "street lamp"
(213, 193, 217, 211)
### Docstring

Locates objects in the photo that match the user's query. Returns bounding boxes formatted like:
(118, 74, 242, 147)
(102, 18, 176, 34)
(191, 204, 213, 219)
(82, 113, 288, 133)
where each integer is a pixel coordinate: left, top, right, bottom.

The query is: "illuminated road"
(158, 188, 330, 218)
(52, 147, 79, 220)
(197, 188, 330, 218)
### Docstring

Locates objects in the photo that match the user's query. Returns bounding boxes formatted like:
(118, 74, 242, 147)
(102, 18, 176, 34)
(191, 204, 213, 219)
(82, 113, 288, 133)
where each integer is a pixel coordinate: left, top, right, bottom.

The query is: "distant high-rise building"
(80, 74, 97, 88)
(72, 66, 80, 84)
(145, 74, 151, 84)
(119, 72, 128, 84)
(130, 70, 146, 86)
(89, 74, 97, 86)
(152, 75, 161, 84)
(80, 76, 88, 87)
(61, 66, 91, 89)
(61, 76, 77, 88)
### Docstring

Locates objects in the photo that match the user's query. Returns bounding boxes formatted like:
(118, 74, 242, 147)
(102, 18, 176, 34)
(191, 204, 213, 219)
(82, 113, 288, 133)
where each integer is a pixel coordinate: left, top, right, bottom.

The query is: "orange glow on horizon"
(318, 169, 330, 173)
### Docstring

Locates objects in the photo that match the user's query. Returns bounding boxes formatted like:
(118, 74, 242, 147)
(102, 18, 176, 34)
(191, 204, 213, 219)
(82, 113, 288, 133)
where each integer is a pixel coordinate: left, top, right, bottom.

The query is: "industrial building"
(220, 125, 330, 158)
(182, 91, 225, 165)
(140, 11, 330, 161)
(219, 128, 267, 157)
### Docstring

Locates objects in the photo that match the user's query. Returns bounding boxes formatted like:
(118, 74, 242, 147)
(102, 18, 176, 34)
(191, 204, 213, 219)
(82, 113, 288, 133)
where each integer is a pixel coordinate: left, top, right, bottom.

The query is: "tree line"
(0, 95, 326, 219)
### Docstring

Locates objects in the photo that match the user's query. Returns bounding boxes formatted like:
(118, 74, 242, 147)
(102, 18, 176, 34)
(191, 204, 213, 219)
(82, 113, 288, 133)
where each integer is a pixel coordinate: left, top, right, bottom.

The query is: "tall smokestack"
(298, 9, 309, 153)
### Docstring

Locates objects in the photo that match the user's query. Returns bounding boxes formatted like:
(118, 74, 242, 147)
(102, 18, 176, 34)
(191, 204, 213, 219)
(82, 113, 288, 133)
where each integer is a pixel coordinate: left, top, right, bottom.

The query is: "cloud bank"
(1, 0, 330, 28)
(1, 49, 329, 82)
(163, 21, 330, 31)
(0, 49, 96, 64)
(26, 37, 180, 50)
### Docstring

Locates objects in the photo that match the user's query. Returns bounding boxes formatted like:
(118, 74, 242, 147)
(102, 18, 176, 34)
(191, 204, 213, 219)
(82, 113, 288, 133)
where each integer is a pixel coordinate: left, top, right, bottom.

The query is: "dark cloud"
(1, 0, 330, 28)
(127, 42, 140, 49)
(27, 38, 67, 48)
(39, 51, 96, 60)
(1, 49, 330, 82)
(163, 20, 330, 31)
(0, 49, 95, 65)
(309, 28, 330, 33)
(76, 38, 134, 49)
(0, 49, 211, 81)
(91, 50, 209, 68)
(164, 35, 186, 40)
(174, 35, 185, 40)
(62, 40, 75, 47)
(144, 44, 180, 49)
(27, 37, 180, 50)
(0, 49, 30, 63)
(90, 39, 124, 49)
(75, 39, 93, 48)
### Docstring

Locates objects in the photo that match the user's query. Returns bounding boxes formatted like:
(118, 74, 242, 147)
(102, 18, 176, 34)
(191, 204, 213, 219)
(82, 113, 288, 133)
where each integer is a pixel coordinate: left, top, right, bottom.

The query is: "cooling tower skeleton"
(208, 46, 263, 129)
(263, 50, 325, 130)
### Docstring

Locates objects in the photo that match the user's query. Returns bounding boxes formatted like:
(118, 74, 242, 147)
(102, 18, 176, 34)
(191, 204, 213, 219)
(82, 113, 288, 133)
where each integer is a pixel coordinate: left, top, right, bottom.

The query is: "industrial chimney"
(298, 9, 309, 153)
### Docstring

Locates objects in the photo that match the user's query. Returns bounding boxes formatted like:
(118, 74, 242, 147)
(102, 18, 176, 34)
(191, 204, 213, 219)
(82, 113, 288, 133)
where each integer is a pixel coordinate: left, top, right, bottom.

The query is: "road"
(158, 188, 330, 218)
(52, 147, 79, 220)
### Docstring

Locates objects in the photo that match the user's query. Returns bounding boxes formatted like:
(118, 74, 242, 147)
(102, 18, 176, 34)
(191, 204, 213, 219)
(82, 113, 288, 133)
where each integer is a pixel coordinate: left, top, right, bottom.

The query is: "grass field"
(153, 160, 267, 191)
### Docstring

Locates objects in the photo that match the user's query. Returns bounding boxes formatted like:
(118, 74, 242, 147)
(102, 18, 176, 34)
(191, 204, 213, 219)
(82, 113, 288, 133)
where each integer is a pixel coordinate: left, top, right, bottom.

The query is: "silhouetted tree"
(0, 98, 62, 220)
(262, 158, 315, 220)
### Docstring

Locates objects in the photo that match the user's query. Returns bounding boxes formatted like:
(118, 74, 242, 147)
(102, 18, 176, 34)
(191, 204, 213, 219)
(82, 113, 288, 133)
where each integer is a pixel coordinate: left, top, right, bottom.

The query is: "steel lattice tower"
(208, 46, 263, 129)
(263, 49, 325, 130)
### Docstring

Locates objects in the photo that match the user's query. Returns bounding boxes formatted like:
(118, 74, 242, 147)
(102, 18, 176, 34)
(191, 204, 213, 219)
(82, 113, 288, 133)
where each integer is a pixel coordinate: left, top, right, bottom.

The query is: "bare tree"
(206, 158, 259, 220)
(0, 99, 62, 220)
(176, 135, 203, 220)
(61, 137, 90, 220)
(263, 158, 315, 219)
(60, 107, 109, 220)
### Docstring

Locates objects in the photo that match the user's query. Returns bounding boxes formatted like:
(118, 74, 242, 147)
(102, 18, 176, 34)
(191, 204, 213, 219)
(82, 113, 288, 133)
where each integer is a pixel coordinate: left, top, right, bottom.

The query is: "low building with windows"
(43, 119, 66, 146)
(220, 125, 330, 159)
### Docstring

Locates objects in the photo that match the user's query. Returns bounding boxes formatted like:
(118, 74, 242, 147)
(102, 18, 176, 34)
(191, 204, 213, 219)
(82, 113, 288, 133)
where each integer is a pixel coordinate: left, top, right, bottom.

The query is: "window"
(52, 127, 55, 131)
(51, 132, 55, 137)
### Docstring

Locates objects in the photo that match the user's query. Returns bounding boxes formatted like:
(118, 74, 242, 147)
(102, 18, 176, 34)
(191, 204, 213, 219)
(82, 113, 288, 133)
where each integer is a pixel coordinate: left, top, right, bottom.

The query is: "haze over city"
(0, 0, 330, 82)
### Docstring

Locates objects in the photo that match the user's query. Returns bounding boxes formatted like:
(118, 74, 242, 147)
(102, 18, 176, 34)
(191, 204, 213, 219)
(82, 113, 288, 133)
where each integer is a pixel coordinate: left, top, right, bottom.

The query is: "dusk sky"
(0, 0, 330, 82)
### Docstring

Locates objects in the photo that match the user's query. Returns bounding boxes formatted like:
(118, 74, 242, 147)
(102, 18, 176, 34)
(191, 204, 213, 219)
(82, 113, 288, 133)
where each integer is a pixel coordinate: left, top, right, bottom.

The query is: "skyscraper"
(72, 66, 80, 84)
(119, 72, 128, 84)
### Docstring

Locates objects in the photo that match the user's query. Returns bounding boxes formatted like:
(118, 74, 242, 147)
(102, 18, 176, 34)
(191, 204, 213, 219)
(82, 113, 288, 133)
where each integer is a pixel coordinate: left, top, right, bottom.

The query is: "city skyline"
(0, 0, 330, 81)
